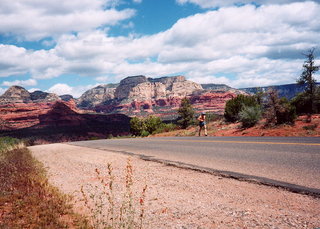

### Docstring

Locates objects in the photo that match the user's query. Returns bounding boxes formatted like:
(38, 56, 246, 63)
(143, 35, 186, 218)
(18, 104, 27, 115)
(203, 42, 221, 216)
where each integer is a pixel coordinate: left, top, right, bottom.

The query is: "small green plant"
(80, 159, 147, 229)
(239, 105, 262, 128)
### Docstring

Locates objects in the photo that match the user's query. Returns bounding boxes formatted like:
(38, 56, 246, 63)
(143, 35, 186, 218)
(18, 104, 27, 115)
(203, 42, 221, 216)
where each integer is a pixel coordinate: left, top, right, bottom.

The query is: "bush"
(130, 116, 164, 136)
(239, 106, 262, 128)
(205, 113, 221, 123)
(224, 94, 259, 122)
(303, 124, 318, 131)
(140, 130, 150, 137)
(153, 123, 177, 134)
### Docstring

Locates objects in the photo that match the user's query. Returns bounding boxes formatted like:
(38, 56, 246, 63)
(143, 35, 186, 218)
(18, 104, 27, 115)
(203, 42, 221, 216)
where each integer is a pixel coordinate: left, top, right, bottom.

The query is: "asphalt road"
(69, 136, 320, 195)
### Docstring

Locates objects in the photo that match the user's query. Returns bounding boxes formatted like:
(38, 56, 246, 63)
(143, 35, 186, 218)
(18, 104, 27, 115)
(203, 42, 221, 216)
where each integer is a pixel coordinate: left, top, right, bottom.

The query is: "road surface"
(69, 136, 320, 195)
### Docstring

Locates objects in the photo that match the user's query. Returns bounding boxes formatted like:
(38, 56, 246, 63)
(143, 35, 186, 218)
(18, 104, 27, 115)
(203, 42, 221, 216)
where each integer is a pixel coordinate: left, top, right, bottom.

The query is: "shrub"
(130, 116, 164, 136)
(239, 105, 262, 128)
(205, 113, 221, 123)
(140, 130, 150, 137)
(224, 94, 259, 122)
(153, 123, 177, 134)
(303, 124, 318, 131)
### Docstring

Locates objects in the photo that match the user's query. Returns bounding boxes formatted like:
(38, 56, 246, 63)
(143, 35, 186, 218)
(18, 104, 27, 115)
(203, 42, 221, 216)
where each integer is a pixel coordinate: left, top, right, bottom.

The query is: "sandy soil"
(29, 143, 319, 229)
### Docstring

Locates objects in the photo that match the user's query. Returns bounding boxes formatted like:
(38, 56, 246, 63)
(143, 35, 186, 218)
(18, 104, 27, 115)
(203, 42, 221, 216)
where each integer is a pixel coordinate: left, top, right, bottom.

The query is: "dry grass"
(0, 137, 89, 228)
(80, 159, 147, 229)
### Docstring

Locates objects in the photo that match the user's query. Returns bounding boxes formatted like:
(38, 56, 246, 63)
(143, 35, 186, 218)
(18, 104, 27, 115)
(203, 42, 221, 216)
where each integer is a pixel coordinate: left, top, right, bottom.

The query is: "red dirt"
(154, 115, 320, 137)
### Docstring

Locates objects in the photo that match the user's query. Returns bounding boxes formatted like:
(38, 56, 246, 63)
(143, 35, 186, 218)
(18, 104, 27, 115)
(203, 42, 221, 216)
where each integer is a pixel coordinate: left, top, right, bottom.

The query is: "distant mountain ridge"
(0, 85, 73, 104)
(1, 75, 316, 119)
(241, 83, 320, 99)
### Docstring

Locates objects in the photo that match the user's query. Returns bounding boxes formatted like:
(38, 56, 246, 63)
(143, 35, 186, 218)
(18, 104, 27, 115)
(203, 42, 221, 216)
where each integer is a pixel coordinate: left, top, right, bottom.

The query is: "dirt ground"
(154, 115, 320, 138)
(29, 143, 319, 229)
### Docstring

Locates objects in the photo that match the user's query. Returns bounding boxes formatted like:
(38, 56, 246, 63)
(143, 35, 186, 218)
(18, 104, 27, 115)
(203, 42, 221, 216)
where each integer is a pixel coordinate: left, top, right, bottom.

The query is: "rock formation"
(0, 86, 32, 104)
(78, 75, 243, 116)
(77, 84, 117, 109)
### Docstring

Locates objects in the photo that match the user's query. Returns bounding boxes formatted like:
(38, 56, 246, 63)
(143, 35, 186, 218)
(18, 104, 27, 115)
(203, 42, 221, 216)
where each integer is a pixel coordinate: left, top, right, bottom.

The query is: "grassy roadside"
(0, 137, 90, 228)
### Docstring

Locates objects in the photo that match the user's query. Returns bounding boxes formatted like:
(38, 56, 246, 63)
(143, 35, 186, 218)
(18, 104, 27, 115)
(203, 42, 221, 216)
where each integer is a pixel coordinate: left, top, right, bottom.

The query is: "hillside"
(153, 115, 320, 137)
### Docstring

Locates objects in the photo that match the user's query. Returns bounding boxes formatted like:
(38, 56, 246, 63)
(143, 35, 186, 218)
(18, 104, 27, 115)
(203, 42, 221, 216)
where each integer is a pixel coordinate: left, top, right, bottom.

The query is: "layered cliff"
(77, 75, 243, 116)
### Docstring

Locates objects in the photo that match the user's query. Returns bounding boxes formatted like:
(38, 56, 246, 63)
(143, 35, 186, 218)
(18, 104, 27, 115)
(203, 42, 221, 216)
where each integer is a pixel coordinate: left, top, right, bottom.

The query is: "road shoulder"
(29, 143, 319, 228)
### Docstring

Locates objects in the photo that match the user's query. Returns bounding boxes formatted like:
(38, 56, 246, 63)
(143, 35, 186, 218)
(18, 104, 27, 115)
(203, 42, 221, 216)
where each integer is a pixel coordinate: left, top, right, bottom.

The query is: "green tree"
(224, 94, 259, 122)
(297, 48, 320, 114)
(145, 116, 162, 134)
(177, 97, 195, 129)
(265, 89, 296, 125)
(130, 117, 145, 136)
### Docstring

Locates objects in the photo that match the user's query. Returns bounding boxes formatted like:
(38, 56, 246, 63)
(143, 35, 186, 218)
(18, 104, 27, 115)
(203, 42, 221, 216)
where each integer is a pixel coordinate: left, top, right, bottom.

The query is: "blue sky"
(0, 0, 319, 97)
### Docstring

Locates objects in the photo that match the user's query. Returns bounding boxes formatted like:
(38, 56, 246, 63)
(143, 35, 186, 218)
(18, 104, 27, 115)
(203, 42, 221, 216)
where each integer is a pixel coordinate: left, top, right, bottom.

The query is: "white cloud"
(0, 0, 135, 40)
(0, 44, 66, 79)
(1, 78, 37, 87)
(28, 88, 41, 92)
(175, 0, 319, 8)
(0, 87, 6, 96)
(47, 83, 99, 97)
(133, 0, 142, 3)
(1, 2, 320, 88)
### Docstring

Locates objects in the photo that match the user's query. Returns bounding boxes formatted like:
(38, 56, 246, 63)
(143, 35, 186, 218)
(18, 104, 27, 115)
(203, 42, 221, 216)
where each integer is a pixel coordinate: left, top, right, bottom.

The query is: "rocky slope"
(78, 75, 244, 117)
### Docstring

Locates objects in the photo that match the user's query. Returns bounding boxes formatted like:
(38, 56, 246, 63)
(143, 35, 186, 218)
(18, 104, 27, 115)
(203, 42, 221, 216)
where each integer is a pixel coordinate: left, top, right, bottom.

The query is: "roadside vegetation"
(130, 115, 177, 137)
(0, 137, 89, 228)
(153, 49, 320, 137)
(80, 159, 147, 229)
(223, 48, 319, 129)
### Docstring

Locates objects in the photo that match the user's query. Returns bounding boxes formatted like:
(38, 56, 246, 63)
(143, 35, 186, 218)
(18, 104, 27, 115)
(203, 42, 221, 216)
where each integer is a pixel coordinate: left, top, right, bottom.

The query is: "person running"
(197, 112, 207, 136)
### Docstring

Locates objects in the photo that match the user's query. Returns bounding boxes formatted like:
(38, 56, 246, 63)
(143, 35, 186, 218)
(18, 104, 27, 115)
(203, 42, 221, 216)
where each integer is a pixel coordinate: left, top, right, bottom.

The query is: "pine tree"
(297, 48, 320, 114)
(177, 97, 195, 129)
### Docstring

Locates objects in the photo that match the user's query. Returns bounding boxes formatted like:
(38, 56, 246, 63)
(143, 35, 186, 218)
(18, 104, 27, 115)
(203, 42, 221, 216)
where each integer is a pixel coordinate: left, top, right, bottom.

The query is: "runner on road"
(197, 112, 207, 136)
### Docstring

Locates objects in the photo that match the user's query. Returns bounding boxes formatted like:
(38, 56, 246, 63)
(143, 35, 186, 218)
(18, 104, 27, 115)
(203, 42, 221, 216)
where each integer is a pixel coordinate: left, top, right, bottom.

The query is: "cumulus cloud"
(0, 0, 135, 40)
(0, 87, 6, 96)
(47, 83, 99, 97)
(1, 1, 320, 88)
(1, 78, 37, 87)
(28, 88, 41, 92)
(0, 44, 65, 79)
(175, 0, 320, 8)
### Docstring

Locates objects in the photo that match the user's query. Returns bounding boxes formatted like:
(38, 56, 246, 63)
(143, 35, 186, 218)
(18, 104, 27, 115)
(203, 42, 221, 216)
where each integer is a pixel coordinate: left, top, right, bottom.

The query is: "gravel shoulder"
(29, 143, 319, 228)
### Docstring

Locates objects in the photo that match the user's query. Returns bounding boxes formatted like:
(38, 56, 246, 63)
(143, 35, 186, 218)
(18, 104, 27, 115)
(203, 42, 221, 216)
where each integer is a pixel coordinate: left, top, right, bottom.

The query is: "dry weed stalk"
(80, 158, 147, 229)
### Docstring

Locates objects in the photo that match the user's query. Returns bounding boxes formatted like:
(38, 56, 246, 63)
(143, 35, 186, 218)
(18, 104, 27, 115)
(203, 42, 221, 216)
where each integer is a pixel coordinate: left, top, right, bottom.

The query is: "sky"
(0, 0, 320, 97)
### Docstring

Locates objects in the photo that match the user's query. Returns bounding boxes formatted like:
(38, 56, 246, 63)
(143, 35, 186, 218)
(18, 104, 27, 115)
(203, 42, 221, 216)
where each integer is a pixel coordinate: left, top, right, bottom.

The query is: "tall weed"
(80, 159, 147, 229)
